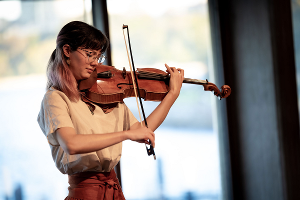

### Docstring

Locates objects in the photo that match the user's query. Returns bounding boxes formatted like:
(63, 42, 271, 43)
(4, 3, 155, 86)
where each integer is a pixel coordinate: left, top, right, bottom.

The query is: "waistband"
(65, 169, 125, 200)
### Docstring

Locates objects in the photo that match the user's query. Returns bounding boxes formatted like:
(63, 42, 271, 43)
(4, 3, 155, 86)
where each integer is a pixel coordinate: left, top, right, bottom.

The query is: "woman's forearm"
(145, 91, 178, 131)
(56, 126, 155, 155)
(56, 127, 127, 155)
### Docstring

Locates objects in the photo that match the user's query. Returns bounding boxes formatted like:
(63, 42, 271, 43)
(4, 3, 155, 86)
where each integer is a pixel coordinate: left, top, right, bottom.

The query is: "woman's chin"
(76, 74, 91, 81)
(82, 73, 92, 80)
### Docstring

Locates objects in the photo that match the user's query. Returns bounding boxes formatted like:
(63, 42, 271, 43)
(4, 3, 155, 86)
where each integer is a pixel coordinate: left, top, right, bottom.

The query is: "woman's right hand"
(126, 126, 155, 147)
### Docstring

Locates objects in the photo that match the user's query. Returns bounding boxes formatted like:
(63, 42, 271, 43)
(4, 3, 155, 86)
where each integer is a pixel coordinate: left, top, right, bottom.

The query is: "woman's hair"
(47, 21, 109, 101)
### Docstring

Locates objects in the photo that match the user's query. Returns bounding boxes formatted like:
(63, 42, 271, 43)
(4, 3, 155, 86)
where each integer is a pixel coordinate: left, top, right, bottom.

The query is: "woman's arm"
(130, 64, 184, 131)
(56, 64, 183, 155)
(56, 126, 155, 155)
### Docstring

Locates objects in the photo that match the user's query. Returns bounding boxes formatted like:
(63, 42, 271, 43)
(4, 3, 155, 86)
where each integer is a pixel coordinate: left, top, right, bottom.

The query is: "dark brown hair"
(47, 21, 109, 101)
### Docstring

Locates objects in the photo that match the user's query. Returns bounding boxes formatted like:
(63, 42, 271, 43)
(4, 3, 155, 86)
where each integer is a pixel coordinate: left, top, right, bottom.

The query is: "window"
(107, 0, 223, 199)
(0, 1, 92, 199)
(291, 0, 300, 121)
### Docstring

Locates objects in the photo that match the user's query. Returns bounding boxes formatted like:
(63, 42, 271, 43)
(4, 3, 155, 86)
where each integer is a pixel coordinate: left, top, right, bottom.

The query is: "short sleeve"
(37, 90, 74, 146)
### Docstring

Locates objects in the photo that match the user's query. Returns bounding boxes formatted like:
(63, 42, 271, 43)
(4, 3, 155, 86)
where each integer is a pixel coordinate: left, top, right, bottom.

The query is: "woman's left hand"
(165, 63, 184, 98)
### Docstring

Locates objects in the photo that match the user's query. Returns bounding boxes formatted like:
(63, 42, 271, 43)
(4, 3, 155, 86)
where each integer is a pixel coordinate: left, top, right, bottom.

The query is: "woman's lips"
(86, 68, 94, 73)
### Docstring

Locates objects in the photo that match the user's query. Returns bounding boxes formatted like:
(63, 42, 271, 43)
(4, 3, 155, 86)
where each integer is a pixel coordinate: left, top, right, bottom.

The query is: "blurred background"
(0, 0, 300, 200)
(0, 0, 222, 200)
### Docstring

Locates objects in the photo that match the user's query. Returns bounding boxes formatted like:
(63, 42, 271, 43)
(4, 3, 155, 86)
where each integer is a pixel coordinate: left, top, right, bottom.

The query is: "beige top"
(37, 87, 138, 175)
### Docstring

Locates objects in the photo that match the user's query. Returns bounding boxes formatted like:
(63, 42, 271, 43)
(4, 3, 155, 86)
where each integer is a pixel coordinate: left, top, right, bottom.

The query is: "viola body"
(79, 65, 170, 104)
(79, 64, 231, 105)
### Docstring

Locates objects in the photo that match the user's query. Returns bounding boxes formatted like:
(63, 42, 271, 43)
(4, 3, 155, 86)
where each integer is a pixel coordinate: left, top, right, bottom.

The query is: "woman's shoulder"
(43, 87, 71, 104)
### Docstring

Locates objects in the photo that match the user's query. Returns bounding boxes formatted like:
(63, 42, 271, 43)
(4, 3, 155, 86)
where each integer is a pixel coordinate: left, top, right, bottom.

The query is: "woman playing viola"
(37, 21, 184, 200)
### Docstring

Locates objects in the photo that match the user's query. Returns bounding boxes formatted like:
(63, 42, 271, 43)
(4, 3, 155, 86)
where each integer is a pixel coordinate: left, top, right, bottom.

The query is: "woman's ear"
(62, 44, 71, 58)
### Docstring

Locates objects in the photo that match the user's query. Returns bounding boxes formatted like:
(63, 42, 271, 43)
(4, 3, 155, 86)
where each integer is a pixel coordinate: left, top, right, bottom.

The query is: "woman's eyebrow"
(89, 50, 101, 56)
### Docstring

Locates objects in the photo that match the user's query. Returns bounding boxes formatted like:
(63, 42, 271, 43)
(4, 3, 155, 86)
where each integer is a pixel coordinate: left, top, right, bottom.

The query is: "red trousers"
(64, 169, 126, 200)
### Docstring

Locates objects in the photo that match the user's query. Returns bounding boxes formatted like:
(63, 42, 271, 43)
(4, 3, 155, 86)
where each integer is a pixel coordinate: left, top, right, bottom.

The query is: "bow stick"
(122, 25, 156, 160)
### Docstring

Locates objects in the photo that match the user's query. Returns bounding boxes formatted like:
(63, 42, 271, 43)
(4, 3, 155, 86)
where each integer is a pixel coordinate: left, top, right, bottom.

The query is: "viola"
(79, 65, 231, 104)
(79, 25, 231, 160)
(79, 64, 231, 104)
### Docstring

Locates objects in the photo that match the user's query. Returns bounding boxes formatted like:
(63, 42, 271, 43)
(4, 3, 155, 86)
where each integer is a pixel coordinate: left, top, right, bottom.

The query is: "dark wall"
(209, 0, 300, 200)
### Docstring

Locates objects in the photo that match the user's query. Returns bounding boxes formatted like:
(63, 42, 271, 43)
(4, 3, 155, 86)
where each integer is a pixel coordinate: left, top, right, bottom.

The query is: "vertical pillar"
(210, 0, 300, 199)
(92, 0, 112, 66)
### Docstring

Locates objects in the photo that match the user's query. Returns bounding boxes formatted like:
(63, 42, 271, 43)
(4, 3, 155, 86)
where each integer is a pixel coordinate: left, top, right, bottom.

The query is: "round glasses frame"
(77, 48, 106, 64)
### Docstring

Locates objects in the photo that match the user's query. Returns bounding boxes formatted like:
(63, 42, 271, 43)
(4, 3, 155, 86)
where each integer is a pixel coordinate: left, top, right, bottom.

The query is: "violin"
(78, 64, 231, 104)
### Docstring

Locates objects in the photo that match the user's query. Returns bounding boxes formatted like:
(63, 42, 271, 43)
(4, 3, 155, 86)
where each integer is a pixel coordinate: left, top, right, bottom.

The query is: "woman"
(37, 21, 184, 200)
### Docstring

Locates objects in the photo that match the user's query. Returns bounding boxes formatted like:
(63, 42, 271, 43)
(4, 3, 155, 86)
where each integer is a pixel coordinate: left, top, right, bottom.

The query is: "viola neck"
(183, 78, 207, 85)
(137, 70, 207, 85)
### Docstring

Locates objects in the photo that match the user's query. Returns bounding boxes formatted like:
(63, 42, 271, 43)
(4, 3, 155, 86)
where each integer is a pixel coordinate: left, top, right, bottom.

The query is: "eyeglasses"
(77, 48, 106, 64)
